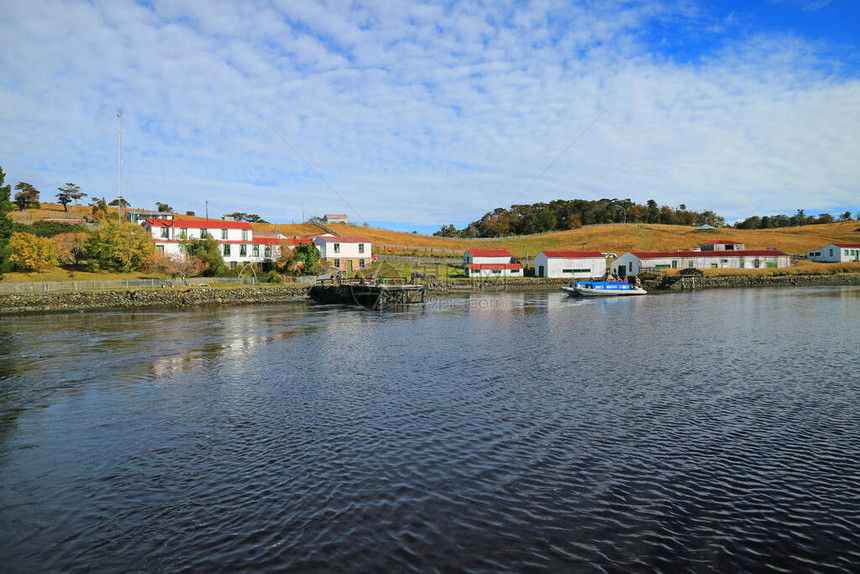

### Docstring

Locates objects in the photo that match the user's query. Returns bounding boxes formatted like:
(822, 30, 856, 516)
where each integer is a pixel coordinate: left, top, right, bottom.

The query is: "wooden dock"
(309, 279, 427, 309)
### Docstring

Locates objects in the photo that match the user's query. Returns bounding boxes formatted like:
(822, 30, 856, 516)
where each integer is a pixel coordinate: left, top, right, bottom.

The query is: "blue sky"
(1, 0, 858, 233)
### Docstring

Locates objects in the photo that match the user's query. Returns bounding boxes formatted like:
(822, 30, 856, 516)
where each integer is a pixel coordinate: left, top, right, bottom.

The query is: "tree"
(83, 219, 156, 271)
(144, 250, 205, 283)
(293, 241, 321, 275)
(13, 182, 40, 210)
(183, 237, 226, 276)
(90, 197, 108, 221)
(8, 231, 57, 272)
(156, 202, 173, 213)
(108, 197, 130, 208)
(53, 232, 90, 264)
(56, 190, 72, 212)
(0, 166, 13, 214)
(59, 182, 86, 206)
(840, 211, 852, 222)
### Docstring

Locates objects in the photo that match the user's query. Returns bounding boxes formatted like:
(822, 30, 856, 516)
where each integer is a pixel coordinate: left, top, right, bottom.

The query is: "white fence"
(0, 276, 257, 294)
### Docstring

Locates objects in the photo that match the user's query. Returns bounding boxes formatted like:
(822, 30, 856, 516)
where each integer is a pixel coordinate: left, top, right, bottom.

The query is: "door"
(618, 265, 626, 278)
(347, 260, 353, 273)
(538, 265, 544, 277)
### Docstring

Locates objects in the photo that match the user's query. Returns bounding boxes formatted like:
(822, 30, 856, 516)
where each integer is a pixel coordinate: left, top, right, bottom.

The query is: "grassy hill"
(315, 220, 860, 259)
(7, 203, 859, 259)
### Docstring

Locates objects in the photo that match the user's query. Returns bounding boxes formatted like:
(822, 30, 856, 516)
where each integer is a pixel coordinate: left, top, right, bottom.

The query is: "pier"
(309, 278, 427, 309)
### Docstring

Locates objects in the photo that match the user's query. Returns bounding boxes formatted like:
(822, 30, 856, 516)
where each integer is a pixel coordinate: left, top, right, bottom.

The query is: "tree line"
(733, 209, 856, 229)
(434, 198, 725, 238)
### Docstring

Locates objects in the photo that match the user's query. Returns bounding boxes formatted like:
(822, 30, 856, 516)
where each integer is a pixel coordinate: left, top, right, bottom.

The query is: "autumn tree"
(53, 232, 90, 264)
(144, 250, 206, 283)
(156, 202, 173, 212)
(90, 197, 108, 221)
(183, 237, 226, 276)
(13, 182, 40, 210)
(8, 231, 57, 272)
(83, 219, 155, 271)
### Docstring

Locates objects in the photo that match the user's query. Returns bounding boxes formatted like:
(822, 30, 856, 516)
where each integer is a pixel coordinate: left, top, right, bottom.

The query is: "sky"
(1, 0, 858, 233)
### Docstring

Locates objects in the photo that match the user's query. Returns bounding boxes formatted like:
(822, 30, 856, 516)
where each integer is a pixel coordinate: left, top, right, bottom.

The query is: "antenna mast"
(117, 109, 123, 220)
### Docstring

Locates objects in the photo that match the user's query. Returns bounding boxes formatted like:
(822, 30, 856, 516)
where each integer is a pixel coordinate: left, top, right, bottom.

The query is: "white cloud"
(0, 0, 857, 228)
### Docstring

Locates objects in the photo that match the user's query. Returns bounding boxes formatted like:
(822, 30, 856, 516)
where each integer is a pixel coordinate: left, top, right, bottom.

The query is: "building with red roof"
(611, 244, 791, 277)
(144, 218, 287, 268)
(313, 235, 372, 274)
(463, 248, 523, 278)
(534, 250, 606, 278)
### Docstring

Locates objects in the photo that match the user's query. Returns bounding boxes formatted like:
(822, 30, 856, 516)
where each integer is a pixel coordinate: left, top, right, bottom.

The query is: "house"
(612, 248, 791, 276)
(313, 235, 371, 273)
(145, 218, 283, 268)
(463, 249, 523, 278)
(807, 243, 860, 263)
(534, 251, 605, 278)
(700, 240, 745, 251)
(323, 214, 349, 225)
(127, 209, 173, 225)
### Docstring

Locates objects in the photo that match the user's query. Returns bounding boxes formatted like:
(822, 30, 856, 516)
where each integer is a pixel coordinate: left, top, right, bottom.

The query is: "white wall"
(535, 253, 605, 278)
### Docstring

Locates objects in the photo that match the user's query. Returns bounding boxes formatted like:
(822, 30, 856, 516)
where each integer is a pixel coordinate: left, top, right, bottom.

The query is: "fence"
(0, 276, 257, 294)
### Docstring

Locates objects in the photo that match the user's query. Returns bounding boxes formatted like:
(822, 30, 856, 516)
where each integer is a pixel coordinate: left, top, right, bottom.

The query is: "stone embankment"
(0, 285, 312, 315)
(647, 272, 860, 291)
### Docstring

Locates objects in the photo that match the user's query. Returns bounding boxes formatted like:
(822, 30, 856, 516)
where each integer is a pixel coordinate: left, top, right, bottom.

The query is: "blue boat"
(561, 280, 647, 297)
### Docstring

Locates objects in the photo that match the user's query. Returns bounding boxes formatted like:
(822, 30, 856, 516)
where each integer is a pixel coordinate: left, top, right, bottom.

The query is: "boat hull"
(561, 283, 647, 297)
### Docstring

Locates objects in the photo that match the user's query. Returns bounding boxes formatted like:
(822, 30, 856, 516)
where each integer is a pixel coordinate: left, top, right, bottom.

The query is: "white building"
(145, 218, 283, 268)
(127, 209, 173, 225)
(612, 248, 791, 277)
(313, 235, 371, 273)
(807, 243, 860, 263)
(534, 250, 606, 278)
(463, 249, 523, 278)
(700, 240, 745, 251)
(323, 213, 349, 224)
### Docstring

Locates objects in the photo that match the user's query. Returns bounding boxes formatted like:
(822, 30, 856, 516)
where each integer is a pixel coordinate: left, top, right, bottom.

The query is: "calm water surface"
(1, 287, 859, 572)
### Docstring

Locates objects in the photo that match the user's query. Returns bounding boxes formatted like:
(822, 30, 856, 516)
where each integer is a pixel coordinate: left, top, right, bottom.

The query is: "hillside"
(6, 204, 859, 258)
(319, 221, 860, 258)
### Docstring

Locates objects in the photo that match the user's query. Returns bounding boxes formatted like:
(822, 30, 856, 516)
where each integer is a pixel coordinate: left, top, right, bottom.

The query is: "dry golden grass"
(6, 205, 859, 260)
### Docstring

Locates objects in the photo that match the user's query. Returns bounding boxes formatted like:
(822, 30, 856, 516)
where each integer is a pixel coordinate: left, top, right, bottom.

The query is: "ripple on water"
(1, 290, 859, 572)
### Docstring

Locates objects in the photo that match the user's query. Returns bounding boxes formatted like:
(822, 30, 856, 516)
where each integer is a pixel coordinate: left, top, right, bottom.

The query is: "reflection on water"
(1, 288, 859, 572)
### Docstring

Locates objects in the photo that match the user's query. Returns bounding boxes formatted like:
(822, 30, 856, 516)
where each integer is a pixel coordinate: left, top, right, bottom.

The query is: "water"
(1, 287, 859, 572)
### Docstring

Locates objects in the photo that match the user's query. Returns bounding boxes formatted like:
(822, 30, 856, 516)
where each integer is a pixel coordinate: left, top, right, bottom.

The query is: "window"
(156, 245, 164, 252)
(200, 229, 208, 239)
(221, 229, 228, 240)
(334, 258, 340, 268)
(160, 227, 169, 239)
(241, 229, 248, 241)
(359, 259, 365, 268)
(240, 245, 247, 257)
(358, 243, 364, 254)
(264, 246, 271, 258)
(223, 244, 231, 256)
(563, 268, 590, 274)
(333, 243, 340, 254)
(179, 228, 187, 239)
(740, 259, 745, 268)
(252, 245, 259, 257)
(230, 261, 237, 269)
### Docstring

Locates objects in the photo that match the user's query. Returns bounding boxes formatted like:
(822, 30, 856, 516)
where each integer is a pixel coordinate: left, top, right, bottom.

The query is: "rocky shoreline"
(0, 285, 312, 315)
(2, 273, 859, 314)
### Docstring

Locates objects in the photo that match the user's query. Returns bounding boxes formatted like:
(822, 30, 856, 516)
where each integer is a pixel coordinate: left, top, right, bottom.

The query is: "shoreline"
(2, 273, 859, 315)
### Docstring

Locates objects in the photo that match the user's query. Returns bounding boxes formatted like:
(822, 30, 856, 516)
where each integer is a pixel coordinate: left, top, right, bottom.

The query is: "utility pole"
(117, 109, 123, 221)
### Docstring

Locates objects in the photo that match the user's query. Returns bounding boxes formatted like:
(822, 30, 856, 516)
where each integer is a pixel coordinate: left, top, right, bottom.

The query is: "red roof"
(540, 250, 605, 259)
(466, 263, 523, 270)
(466, 249, 511, 257)
(314, 236, 369, 243)
(630, 249, 788, 259)
(833, 243, 860, 248)
(701, 240, 743, 245)
(146, 218, 252, 230)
